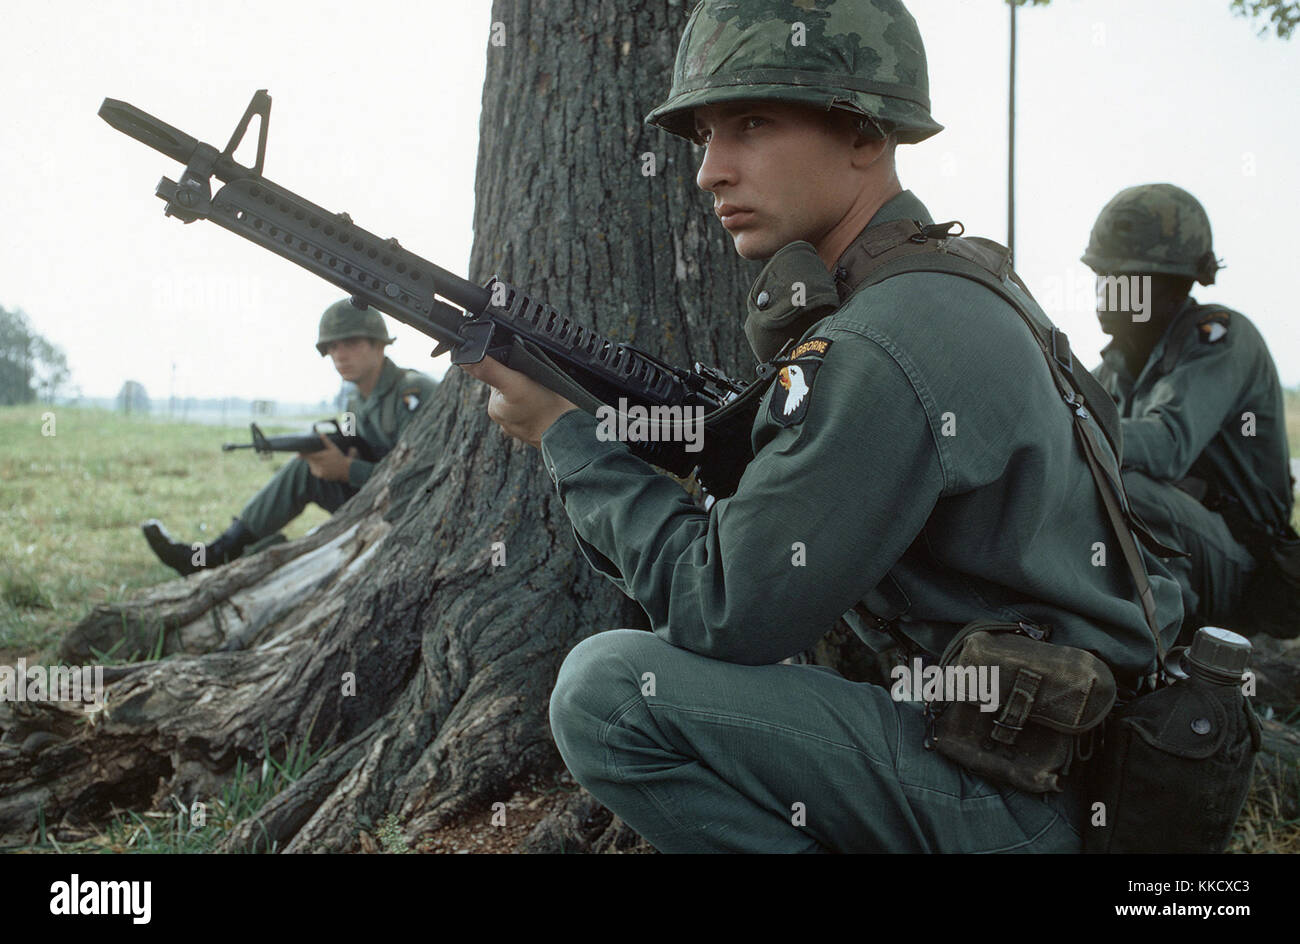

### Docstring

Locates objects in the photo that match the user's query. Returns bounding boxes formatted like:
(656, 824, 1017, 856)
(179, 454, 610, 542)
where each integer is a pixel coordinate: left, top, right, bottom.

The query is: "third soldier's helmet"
(1081, 184, 1222, 286)
(315, 299, 396, 356)
(645, 0, 943, 145)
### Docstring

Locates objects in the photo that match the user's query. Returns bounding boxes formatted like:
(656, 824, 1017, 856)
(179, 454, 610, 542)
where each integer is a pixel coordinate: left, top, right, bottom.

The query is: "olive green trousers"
(549, 628, 1087, 853)
(1122, 470, 1256, 632)
(238, 457, 356, 539)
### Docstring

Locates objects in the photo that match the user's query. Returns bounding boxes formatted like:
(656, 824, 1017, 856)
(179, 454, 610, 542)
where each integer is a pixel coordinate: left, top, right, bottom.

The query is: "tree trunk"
(1, 0, 761, 851)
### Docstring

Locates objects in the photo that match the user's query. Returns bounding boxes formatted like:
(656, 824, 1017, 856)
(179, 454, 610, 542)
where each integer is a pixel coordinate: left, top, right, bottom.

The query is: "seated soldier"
(142, 299, 437, 575)
(1086, 184, 1296, 636)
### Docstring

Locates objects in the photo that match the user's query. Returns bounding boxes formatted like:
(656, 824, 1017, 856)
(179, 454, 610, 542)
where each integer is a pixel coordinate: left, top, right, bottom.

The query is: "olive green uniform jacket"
(1093, 299, 1293, 533)
(539, 191, 1183, 690)
(343, 357, 439, 488)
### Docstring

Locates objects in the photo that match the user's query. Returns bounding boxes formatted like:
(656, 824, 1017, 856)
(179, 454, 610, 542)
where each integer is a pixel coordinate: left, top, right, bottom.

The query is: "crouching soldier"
(464, 0, 1186, 852)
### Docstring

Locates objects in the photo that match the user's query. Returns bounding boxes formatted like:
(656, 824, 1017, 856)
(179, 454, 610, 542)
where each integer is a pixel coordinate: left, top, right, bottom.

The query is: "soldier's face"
(327, 337, 385, 382)
(693, 101, 874, 261)
(1094, 274, 1153, 336)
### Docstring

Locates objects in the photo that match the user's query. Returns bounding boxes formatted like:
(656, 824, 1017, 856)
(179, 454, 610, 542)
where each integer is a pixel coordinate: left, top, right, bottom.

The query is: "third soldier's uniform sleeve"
(343, 389, 374, 488)
(1118, 324, 1243, 481)
(395, 373, 438, 438)
(347, 458, 375, 488)
(539, 328, 944, 665)
(347, 372, 437, 489)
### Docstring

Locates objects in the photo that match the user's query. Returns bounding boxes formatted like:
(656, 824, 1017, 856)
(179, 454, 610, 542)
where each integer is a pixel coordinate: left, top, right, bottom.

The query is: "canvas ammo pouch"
(926, 621, 1116, 794)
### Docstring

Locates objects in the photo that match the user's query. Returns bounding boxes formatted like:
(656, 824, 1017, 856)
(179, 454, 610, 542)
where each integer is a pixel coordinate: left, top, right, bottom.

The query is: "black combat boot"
(141, 518, 256, 576)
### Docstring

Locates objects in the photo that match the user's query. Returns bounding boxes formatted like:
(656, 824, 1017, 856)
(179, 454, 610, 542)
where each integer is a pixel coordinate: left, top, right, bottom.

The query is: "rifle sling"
(505, 336, 607, 417)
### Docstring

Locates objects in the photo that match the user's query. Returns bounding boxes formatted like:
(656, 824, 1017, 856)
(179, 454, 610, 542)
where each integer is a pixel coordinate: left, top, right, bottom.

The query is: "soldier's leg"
(239, 457, 357, 539)
(549, 629, 1084, 853)
(144, 458, 357, 576)
(1122, 470, 1256, 627)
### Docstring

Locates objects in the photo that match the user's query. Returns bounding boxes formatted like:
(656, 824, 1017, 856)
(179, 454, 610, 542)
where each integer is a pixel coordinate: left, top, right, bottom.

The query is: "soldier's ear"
(851, 131, 893, 171)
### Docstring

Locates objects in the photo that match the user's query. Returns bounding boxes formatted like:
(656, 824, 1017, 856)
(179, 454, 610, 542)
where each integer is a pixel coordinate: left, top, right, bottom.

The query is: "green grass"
(15, 726, 326, 854)
(377, 813, 413, 854)
(0, 404, 331, 662)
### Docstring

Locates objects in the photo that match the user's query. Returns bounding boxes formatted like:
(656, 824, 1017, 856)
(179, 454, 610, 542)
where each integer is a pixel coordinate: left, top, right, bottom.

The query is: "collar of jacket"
(742, 190, 935, 363)
(358, 357, 401, 403)
(1099, 296, 1200, 386)
(1099, 340, 1130, 385)
(832, 189, 935, 294)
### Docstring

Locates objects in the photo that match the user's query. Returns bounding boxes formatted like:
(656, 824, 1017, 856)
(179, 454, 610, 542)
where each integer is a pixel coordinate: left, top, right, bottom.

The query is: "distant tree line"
(117, 380, 150, 414)
(0, 306, 70, 406)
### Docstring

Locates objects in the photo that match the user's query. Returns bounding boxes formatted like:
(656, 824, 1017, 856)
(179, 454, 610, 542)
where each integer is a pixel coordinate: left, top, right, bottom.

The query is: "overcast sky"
(3, 0, 1297, 404)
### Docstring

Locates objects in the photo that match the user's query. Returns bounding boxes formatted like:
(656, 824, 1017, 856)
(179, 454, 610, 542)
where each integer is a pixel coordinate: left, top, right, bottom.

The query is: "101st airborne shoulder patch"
(769, 337, 833, 428)
(401, 388, 423, 411)
(1197, 310, 1230, 344)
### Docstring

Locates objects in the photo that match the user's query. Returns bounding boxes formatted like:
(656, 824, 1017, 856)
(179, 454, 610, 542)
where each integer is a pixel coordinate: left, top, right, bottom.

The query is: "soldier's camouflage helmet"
(645, 0, 943, 145)
(1082, 184, 1222, 286)
(315, 299, 396, 356)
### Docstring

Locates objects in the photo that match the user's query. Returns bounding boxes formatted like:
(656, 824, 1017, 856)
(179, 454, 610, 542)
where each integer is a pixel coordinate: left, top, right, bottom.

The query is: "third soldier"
(1086, 183, 1296, 638)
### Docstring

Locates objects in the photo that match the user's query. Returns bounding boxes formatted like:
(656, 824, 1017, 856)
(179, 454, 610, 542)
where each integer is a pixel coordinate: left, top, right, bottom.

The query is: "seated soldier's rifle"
(222, 419, 379, 462)
(100, 90, 771, 499)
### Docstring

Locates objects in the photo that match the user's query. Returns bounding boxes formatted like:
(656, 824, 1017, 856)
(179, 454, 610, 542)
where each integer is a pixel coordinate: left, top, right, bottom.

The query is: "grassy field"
(0, 404, 330, 663)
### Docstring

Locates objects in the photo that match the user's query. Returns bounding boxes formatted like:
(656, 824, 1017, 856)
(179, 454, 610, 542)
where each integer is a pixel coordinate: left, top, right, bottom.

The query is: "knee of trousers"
(253, 456, 314, 497)
(1121, 469, 1177, 528)
(548, 629, 658, 774)
(283, 456, 316, 488)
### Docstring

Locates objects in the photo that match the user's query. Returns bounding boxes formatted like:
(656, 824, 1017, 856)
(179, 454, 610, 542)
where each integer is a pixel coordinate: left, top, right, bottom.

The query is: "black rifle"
(222, 420, 379, 462)
(100, 90, 773, 498)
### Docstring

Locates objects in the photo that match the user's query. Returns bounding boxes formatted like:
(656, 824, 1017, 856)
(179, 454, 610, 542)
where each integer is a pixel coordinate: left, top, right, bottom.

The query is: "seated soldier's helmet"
(1082, 184, 1222, 286)
(645, 0, 943, 145)
(316, 299, 396, 356)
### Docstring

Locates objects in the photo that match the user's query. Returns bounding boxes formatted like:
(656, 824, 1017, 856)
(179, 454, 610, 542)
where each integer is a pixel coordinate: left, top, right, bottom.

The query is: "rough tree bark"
(0, 0, 762, 851)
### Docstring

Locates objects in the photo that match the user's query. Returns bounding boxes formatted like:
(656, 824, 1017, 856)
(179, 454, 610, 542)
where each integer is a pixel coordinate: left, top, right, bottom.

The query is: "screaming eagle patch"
(769, 337, 833, 428)
(1197, 310, 1230, 344)
(402, 389, 422, 412)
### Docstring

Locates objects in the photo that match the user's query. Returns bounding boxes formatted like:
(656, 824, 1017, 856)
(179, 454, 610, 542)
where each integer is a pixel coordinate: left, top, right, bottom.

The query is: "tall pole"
(1008, 0, 1017, 261)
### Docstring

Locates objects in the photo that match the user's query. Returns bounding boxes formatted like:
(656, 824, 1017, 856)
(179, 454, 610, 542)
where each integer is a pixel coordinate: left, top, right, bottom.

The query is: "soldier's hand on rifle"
(301, 435, 357, 482)
(461, 356, 579, 450)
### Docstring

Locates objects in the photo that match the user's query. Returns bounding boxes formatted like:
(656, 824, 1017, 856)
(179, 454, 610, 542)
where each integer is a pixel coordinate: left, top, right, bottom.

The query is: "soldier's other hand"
(460, 355, 578, 450)
(301, 435, 353, 482)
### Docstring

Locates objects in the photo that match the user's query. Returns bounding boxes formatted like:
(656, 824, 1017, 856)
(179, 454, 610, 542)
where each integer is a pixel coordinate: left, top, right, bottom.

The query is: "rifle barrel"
(98, 99, 198, 167)
(98, 94, 492, 332)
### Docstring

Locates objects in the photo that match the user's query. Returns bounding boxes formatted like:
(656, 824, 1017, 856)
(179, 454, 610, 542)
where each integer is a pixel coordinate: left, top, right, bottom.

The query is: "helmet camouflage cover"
(1082, 183, 1222, 286)
(645, 0, 943, 144)
(315, 299, 396, 355)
